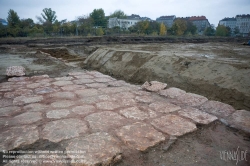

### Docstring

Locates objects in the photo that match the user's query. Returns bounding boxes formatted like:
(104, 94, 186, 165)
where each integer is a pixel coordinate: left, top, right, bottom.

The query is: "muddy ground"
(0, 38, 250, 166)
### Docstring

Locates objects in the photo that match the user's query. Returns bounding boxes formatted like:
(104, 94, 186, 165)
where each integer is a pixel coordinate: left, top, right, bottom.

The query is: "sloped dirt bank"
(83, 43, 250, 110)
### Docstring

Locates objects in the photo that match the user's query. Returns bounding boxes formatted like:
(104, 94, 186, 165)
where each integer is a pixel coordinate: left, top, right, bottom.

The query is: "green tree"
(215, 25, 230, 36)
(204, 26, 215, 36)
(90, 8, 107, 27)
(159, 23, 167, 35)
(96, 27, 104, 36)
(77, 15, 94, 36)
(172, 19, 187, 36)
(7, 9, 20, 28)
(109, 10, 127, 19)
(41, 8, 57, 23)
(185, 21, 197, 35)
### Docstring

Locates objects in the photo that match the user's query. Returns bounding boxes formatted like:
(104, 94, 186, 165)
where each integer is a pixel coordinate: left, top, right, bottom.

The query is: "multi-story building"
(219, 17, 237, 33)
(236, 14, 250, 36)
(187, 16, 210, 34)
(0, 18, 8, 26)
(108, 14, 142, 30)
(156, 15, 176, 28)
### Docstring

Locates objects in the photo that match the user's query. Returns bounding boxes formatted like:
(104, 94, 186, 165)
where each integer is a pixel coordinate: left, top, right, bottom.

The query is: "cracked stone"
(46, 109, 70, 119)
(52, 80, 73, 86)
(0, 98, 13, 107)
(10, 112, 42, 126)
(98, 95, 116, 101)
(61, 84, 86, 91)
(149, 102, 181, 113)
(74, 74, 94, 79)
(13, 95, 43, 105)
(151, 114, 197, 136)
(26, 82, 50, 89)
(176, 93, 208, 106)
(54, 76, 74, 81)
(116, 122, 165, 151)
(121, 98, 137, 106)
(75, 89, 99, 98)
(72, 105, 96, 115)
(178, 107, 218, 124)
(227, 110, 250, 133)
(94, 77, 114, 83)
(159, 87, 186, 98)
(42, 118, 88, 142)
(0, 125, 39, 150)
(113, 92, 135, 99)
(0, 106, 21, 117)
(66, 132, 122, 166)
(142, 81, 167, 92)
(23, 103, 49, 112)
(96, 101, 121, 110)
(4, 89, 33, 98)
(85, 111, 127, 131)
(100, 87, 131, 94)
(201, 100, 235, 118)
(135, 95, 155, 103)
(51, 100, 76, 108)
(73, 79, 95, 84)
(34, 87, 58, 94)
(80, 96, 101, 104)
(119, 107, 149, 120)
(50, 91, 76, 99)
(86, 83, 108, 88)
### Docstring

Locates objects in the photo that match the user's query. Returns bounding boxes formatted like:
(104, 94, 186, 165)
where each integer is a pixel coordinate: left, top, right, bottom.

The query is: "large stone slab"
(113, 92, 135, 99)
(141, 81, 167, 92)
(66, 132, 122, 166)
(96, 101, 122, 110)
(51, 100, 76, 108)
(34, 87, 58, 94)
(0, 125, 39, 150)
(4, 89, 33, 98)
(10, 112, 42, 126)
(85, 111, 127, 131)
(54, 76, 74, 81)
(13, 95, 43, 105)
(23, 103, 49, 112)
(135, 95, 155, 103)
(159, 87, 186, 98)
(49, 91, 76, 99)
(52, 80, 73, 86)
(119, 107, 149, 120)
(46, 109, 70, 119)
(26, 82, 51, 89)
(86, 83, 108, 88)
(42, 118, 88, 142)
(178, 107, 218, 124)
(0, 106, 21, 117)
(201, 100, 235, 118)
(151, 114, 197, 136)
(116, 122, 165, 151)
(61, 84, 86, 91)
(100, 87, 131, 94)
(75, 89, 99, 98)
(176, 93, 208, 106)
(149, 102, 181, 113)
(94, 77, 114, 83)
(73, 79, 95, 84)
(72, 105, 96, 115)
(0, 98, 14, 107)
(227, 110, 250, 133)
(6, 66, 26, 76)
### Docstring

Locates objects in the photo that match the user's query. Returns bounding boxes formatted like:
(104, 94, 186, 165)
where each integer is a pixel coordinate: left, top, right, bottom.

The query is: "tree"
(7, 9, 20, 28)
(185, 21, 197, 35)
(172, 19, 187, 36)
(96, 28, 104, 36)
(159, 23, 167, 35)
(77, 15, 94, 35)
(41, 8, 57, 23)
(109, 10, 127, 19)
(234, 27, 240, 35)
(215, 25, 230, 36)
(204, 26, 215, 36)
(90, 8, 107, 27)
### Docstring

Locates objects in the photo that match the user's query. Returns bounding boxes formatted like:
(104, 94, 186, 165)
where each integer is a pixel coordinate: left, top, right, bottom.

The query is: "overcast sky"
(0, 0, 249, 26)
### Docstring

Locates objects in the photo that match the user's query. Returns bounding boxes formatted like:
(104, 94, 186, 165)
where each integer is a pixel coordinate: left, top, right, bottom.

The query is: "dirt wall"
(83, 46, 250, 110)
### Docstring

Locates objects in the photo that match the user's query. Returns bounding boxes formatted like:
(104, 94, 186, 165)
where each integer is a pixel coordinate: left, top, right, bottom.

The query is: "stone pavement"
(0, 71, 249, 165)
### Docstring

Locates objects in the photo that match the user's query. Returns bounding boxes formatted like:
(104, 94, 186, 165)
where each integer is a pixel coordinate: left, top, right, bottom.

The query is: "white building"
(236, 14, 250, 36)
(108, 14, 144, 30)
(219, 17, 237, 32)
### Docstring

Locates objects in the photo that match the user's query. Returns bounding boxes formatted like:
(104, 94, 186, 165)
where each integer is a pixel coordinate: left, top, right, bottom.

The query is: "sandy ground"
(0, 42, 250, 166)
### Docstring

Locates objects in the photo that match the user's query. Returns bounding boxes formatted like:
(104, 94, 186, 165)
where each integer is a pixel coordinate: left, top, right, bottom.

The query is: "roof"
(188, 16, 207, 21)
(157, 15, 176, 20)
(127, 14, 141, 19)
(220, 17, 236, 21)
(236, 14, 250, 18)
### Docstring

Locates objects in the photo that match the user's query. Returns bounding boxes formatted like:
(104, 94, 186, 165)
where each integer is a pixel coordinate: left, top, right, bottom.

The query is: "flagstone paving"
(0, 70, 249, 166)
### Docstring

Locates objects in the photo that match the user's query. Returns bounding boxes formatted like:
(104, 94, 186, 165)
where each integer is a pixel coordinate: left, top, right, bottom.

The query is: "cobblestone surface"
(0, 71, 249, 165)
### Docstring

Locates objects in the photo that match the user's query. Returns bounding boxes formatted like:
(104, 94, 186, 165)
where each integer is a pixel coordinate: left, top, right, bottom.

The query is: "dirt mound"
(83, 43, 250, 110)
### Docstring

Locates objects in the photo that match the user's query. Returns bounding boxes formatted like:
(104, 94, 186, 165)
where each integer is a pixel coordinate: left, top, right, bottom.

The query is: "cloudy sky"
(0, 0, 249, 25)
